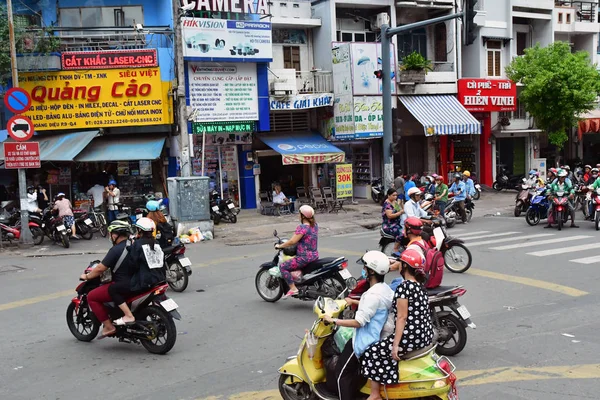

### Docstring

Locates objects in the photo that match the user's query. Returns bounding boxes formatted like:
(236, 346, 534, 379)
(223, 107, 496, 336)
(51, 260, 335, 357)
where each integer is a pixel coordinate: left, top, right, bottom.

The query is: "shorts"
(63, 215, 75, 228)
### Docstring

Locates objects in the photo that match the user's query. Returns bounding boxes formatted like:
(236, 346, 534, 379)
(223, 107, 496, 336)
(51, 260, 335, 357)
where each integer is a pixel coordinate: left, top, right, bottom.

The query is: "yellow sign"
(336, 163, 353, 198)
(18, 68, 172, 131)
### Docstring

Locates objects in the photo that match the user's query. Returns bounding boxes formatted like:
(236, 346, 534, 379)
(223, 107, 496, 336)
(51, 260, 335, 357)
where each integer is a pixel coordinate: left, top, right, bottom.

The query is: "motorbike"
(210, 190, 239, 224)
(472, 183, 482, 200)
(371, 177, 384, 204)
(444, 197, 474, 228)
(514, 180, 536, 217)
(66, 262, 180, 354)
(525, 188, 550, 226)
(278, 296, 459, 400)
(39, 207, 70, 248)
(493, 168, 523, 191)
(550, 191, 570, 231)
(0, 213, 44, 245)
(590, 187, 600, 230)
(163, 243, 192, 292)
(74, 210, 94, 240)
(255, 230, 356, 302)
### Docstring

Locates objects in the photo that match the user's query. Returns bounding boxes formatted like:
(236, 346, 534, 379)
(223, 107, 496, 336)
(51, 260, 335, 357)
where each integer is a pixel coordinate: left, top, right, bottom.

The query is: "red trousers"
(87, 284, 112, 322)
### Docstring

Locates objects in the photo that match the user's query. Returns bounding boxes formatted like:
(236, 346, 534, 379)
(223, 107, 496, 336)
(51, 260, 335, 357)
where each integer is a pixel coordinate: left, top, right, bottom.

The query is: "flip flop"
(114, 317, 135, 326)
(282, 290, 299, 300)
(97, 330, 116, 340)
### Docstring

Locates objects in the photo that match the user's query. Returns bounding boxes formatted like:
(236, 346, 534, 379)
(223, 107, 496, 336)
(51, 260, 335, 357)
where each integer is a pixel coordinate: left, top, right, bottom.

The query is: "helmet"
(57, 192, 66, 197)
(407, 187, 421, 197)
(107, 220, 131, 236)
(405, 216, 423, 235)
(361, 250, 390, 276)
(585, 165, 592, 170)
(108, 180, 117, 186)
(27, 185, 35, 191)
(435, 175, 444, 183)
(146, 200, 160, 212)
(454, 173, 462, 180)
(557, 169, 568, 178)
(400, 248, 424, 270)
(135, 217, 156, 232)
(463, 171, 471, 177)
(592, 168, 599, 173)
(529, 169, 537, 176)
(564, 165, 571, 171)
(299, 204, 315, 218)
(426, 175, 434, 183)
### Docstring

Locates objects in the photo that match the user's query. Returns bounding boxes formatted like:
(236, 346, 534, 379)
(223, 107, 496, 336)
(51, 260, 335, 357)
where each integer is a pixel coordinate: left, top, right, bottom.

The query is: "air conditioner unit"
(372, 12, 390, 30)
(270, 69, 297, 95)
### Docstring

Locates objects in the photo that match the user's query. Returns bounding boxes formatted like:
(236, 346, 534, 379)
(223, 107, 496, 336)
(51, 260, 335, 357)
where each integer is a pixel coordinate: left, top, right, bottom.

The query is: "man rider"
(586, 168, 600, 218)
(449, 173, 467, 223)
(404, 187, 431, 225)
(586, 168, 599, 185)
(546, 169, 578, 229)
(323, 251, 394, 400)
(526, 170, 544, 188)
(463, 171, 476, 199)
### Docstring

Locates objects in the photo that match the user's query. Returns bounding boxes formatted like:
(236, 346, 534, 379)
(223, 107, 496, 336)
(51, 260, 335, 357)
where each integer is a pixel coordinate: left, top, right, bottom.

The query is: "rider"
(546, 169, 578, 229)
(583, 165, 592, 183)
(389, 217, 427, 286)
(323, 251, 393, 400)
(381, 188, 405, 255)
(129, 217, 166, 293)
(448, 173, 467, 223)
(403, 174, 417, 202)
(463, 171, 476, 199)
(586, 168, 599, 185)
(434, 175, 448, 220)
(275, 205, 318, 299)
(404, 187, 430, 224)
(146, 200, 174, 249)
(587, 169, 600, 217)
(526, 170, 543, 188)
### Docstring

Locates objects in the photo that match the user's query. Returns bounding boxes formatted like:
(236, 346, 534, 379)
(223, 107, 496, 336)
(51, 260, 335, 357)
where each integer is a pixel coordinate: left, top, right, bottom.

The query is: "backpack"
(413, 241, 444, 289)
(156, 222, 174, 248)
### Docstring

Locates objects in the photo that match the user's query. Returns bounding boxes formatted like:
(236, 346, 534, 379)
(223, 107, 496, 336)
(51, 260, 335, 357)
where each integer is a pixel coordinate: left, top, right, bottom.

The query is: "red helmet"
(405, 216, 423, 235)
(400, 248, 424, 270)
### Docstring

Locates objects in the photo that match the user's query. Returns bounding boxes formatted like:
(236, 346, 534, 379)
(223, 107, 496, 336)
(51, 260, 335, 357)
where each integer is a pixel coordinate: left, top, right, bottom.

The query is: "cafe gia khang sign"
(457, 79, 517, 113)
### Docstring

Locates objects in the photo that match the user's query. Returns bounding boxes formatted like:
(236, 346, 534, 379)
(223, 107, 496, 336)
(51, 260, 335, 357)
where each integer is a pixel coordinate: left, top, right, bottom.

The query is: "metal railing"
(556, 1, 598, 22)
(295, 70, 333, 93)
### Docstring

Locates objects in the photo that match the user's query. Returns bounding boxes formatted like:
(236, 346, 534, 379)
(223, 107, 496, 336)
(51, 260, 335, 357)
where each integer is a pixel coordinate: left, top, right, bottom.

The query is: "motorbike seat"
(400, 341, 437, 361)
(116, 212, 130, 220)
(427, 285, 459, 296)
(380, 228, 396, 240)
(162, 245, 176, 254)
(303, 257, 344, 274)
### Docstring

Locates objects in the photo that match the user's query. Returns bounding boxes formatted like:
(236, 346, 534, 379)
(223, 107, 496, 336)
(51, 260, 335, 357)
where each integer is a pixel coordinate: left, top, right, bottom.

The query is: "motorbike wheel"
(31, 226, 44, 245)
(380, 241, 397, 257)
(465, 208, 473, 222)
(371, 191, 380, 203)
(66, 301, 100, 342)
(435, 313, 467, 356)
(79, 223, 93, 240)
(514, 202, 522, 217)
(138, 305, 177, 355)
(61, 233, 70, 248)
(230, 214, 237, 224)
(255, 269, 284, 302)
(166, 261, 189, 292)
(557, 211, 563, 231)
(472, 190, 480, 200)
(443, 243, 472, 273)
(98, 215, 108, 237)
(596, 211, 600, 231)
(279, 374, 312, 400)
(445, 213, 456, 228)
(492, 181, 502, 191)
(526, 209, 540, 226)
(212, 213, 221, 225)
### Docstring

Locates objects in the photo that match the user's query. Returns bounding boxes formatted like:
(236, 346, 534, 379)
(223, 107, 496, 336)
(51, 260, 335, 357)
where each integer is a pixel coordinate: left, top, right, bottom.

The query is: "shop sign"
(18, 68, 172, 131)
(457, 79, 517, 112)
(282, 153, 345, 165)
(353, 96, 383, 138)
(335, 163, 353, 199)
(188, 63, 258, 122)
(61, 49, 158, 70)
(269, 93, 333, 111)
(192, 121, 255, 134)
(180, 0, 269, 14)
(3, 142, 40, 169)
(182, 18, 272, 61)
(349, 42, 396, 96)
(332, 43, 351, 96)
(333, 95, 355, 140)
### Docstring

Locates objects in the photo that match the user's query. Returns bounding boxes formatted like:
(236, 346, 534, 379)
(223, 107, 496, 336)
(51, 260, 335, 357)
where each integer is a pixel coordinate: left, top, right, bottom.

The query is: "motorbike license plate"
(160, 298, 178, 312)
(84, 218, 93, 226)
(339, 269, 352, 280)
(57, 224, 66, 232)
(457, 305, 471, 320)
(227, 203, 235, 209)
(136, 214, 143, 220)
(179, 257, 192, 267)
(212, 206, 219, 212)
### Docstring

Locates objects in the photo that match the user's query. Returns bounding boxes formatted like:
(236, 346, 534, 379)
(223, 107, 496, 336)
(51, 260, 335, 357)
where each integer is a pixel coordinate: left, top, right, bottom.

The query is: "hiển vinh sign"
(457, 79, 517, 113)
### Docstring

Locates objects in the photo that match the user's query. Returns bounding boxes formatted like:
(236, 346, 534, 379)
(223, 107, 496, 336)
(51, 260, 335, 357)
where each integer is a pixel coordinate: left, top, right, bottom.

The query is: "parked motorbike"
(66, 262, 180, 354)
(74, 210, 94, 240)
(163, 243, 192, 292)
(371, 177, 384, 204)
(493, 168, 523, 191)
(40, 208, 70, 248)
(514, 180, 535, 217)
(472, 183, 482, 200)
(525, 188, 550, 226)
(255, 230, 355, 302)
(209, 190, 239, 224)
(550, 190, 570, 231)
(0, 213, 44, 245)
(277, 296, 459, 400)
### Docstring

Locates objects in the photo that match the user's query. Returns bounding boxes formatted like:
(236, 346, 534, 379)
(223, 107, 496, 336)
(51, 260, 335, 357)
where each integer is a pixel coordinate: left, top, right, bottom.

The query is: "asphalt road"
(1, 213, 599, 400)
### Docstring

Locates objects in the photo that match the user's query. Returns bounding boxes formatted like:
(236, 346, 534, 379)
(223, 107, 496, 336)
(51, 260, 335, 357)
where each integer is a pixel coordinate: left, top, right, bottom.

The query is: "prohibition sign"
(7, 115, 35, 141)
(4, 88, 32, 114)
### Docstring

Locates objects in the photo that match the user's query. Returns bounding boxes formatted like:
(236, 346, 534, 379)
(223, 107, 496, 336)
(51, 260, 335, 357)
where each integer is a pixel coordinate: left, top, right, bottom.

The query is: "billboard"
(457, 79, 517, 112)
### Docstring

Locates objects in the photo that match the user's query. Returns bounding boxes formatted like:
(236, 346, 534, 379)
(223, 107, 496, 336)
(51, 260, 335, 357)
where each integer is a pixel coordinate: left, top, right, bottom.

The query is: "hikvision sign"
(180, 0, 269, 14)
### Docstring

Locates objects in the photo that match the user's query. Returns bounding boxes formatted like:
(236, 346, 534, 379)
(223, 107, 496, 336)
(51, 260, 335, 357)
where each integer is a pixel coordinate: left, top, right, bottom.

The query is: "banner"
(457, 79, 517, 112)
(333, 95, 355, 140)
(270, 93, 333, 111)
(61, 49, 157, 70)
(188, 62, 258, 122)
(182, 18, 272, 61)
(18, 68, 172, 130)
(353, 96, 383, 138)
(282, 153, 345, 165)
(336, 164, 353, 198)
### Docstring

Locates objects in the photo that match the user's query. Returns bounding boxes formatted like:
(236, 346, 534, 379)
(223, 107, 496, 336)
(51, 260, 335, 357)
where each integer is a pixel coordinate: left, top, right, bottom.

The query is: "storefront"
(577, 110, 600, 166)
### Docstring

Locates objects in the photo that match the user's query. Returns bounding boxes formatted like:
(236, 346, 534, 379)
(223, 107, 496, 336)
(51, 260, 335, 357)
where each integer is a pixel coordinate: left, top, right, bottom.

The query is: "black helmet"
(454, 173, 462, 180)
(27, 185, 35, 192)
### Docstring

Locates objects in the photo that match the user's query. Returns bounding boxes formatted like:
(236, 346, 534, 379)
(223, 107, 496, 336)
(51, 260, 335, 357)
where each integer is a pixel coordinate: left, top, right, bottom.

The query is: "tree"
(0, 5, 11, 85)
(505, 41, 600, 151)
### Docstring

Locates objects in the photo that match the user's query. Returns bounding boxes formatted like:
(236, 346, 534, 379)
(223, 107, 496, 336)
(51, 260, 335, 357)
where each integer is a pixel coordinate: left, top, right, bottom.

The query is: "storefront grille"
(269, 111, 310, 132)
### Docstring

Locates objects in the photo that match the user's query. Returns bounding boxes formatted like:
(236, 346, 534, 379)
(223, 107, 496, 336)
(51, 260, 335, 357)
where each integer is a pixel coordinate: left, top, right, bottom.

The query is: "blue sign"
(260, 132, 344, 155)
(4, 88, 31, 114)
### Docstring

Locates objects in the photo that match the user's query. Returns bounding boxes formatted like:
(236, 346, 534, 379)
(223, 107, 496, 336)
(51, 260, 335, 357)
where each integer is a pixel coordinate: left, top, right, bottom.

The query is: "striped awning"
(399, 95, 481, 136)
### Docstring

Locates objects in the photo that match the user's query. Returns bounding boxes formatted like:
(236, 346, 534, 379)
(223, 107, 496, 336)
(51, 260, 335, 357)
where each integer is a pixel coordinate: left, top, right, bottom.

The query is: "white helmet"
(361, 250, 390, 276)
(407, 187, 421, 197)
(135, 217, 156, 232)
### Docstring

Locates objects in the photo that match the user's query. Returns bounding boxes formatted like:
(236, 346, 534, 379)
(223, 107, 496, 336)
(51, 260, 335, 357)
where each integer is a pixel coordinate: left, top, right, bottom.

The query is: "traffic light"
(464, 0, 477, 46)
(374, 70, 383, 79)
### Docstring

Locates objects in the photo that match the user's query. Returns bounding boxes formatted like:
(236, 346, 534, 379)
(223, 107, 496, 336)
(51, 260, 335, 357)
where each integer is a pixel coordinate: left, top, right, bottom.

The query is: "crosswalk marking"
(570, 255, 600, 264)
(490, 235, 591, 251)
(527, 243, 600, 257)
(462, 232, 521, 241)
(468, 233, 555, 247)
(452, 230, 490, 238)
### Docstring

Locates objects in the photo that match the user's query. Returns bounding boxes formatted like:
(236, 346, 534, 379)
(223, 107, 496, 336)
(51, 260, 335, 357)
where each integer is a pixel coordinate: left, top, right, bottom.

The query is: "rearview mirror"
(273, 229, 278, 237)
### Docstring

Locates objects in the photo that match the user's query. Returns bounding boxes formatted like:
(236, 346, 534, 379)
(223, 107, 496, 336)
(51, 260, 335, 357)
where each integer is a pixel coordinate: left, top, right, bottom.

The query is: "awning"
(483, 36, 512, 46)
(0, 130, 98, 161)
(577, 109, 600, 140)
(258, 132, 345, 165)
(399, 95, 481, 136)
(75, 135, 166, 162)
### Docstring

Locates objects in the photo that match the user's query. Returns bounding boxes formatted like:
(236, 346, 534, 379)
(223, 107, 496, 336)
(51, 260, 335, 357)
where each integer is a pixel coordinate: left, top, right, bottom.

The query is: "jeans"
(107, 209, 118, 223)
(435, 201, 447, 221)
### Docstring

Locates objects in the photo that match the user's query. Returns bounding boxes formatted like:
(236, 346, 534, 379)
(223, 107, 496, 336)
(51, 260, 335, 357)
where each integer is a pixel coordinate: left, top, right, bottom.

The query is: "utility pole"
(173, 1, 191, 177)
(6, 0, 33, 245)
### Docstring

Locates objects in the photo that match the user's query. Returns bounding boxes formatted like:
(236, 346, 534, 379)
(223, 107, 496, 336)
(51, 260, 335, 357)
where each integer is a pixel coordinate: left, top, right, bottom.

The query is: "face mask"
(361, 269, 368, 279)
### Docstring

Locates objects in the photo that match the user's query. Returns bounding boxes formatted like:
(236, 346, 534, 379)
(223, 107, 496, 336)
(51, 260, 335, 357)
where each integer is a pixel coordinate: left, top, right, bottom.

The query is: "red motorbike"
(550, 191, 570, 231)
(0, 210, 44, 245)
(591, 187, 600, 230)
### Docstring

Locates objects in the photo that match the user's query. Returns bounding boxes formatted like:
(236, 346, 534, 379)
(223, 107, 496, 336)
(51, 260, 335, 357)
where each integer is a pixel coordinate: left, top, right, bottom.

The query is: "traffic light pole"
(380, 11, 464, 190)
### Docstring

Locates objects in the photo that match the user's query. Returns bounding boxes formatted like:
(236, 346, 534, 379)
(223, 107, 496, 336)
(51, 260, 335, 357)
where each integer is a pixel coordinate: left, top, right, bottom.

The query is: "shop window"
(336, 31, 377, 43)
(434, 23, 447, 62)
(283, 46, 301, 71)
(486, 40, 502, 77)
(269, 111, 309, 132)
(516, 32, 527, 56)
(398, 28, 427, 59)
(59, 6, 144, 35)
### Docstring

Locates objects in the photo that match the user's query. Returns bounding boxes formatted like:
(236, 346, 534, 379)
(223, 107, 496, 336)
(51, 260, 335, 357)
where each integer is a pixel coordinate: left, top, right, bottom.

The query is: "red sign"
(61, 49, 158, 70)
(457, 79, 517, 112)
(3, 142, 41, 169)
(7, 115, 35, 141)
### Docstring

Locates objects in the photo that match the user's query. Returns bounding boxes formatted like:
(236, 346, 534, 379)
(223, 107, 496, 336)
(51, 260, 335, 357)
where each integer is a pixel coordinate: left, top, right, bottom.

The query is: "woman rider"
(274, 205, 318, 299)
(381, 188, 405, 254)
(146, 200, 174, 249)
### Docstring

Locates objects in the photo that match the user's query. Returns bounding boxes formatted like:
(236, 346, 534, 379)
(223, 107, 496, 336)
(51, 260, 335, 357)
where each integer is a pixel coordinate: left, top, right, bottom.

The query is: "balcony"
(555, 1, 599, 33)
(396, 0, 454, 9)
(269, 69, 333, 95)
(268, 0, 321, 28)
(513, 0, 554, 10)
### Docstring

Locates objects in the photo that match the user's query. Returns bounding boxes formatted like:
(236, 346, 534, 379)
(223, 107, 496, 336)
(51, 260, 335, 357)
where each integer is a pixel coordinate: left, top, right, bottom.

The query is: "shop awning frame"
(399, 95, 482, 136)
(258, 132, 345, 165)
(0, 130, 99, 161)
(75, 135, 166, 162)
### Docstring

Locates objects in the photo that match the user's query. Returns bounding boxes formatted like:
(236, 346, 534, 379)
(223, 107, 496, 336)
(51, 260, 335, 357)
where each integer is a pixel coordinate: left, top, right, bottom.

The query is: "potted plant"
(399, 51, 433, 83)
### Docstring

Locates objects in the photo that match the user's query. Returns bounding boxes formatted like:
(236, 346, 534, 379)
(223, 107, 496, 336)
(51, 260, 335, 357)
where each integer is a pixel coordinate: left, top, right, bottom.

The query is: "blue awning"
(75, 135, 166, 162)
(0, 130, 98, 161)
(259, 132, 345, 165)
(399, 95, 481, 136)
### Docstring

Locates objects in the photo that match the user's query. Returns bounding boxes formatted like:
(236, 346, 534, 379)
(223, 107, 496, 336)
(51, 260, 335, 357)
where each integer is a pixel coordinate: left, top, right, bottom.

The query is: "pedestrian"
(26, 185, 41, 213)
(394, 170, 405, 205)
(403, 174, 417, 202)
(36, 185, 49, 211)
(87, 182, 105, 210)
(54, 192, 79, 239)
(105, 180, 120, 223)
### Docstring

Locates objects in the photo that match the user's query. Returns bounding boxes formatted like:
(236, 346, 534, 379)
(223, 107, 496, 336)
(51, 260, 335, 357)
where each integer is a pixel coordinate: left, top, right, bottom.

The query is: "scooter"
(371, 177, 384, 204)
(278, 296, 459, 400)
(163, 243, 192, 292)
(590, 187, 600, 230)
(0, 208, 45, 245)
(443, 197, 473, 228)
(550, 191, 570, 231)
(210, 190, 239, 224)
(525, 188, 549, 226)
(514, 179, 535, 217)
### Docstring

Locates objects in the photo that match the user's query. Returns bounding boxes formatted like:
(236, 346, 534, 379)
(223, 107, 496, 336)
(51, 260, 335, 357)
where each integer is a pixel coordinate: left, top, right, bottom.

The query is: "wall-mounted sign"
(182, 18, 272, 61)
(3, 142, 40, 169)
(192, 121, 255, 134)
(353, 96, 383, 138)
(270, 93, 333, 111)
(333, 95, 355, 140)
(457, 79, 517, 112)
(61, 49, 158, 70)
(179, 0, 269, 14)
(18, 68, 172, 130)
(188, 62, 258, 122)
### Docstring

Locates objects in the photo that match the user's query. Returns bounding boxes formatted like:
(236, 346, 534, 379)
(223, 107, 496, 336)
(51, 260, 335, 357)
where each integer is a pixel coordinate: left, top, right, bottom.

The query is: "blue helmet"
(529, 169, 537, 176)
(146, 200, 160, 212)
(108, 180, 117, 186)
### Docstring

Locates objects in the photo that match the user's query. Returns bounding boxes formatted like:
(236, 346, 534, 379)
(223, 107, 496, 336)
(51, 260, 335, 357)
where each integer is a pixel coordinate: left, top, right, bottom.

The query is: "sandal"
(282, 290, 299, 300)
(97, 329, 116, 340)
(114, 317, 135, 326)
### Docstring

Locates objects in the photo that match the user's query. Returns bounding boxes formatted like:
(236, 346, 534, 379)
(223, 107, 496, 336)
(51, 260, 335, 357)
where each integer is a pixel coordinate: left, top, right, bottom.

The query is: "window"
(566, 13, 571, 23)
(434, 23, 447, 62)
(283, 46, 301, 71)
(13, 14, 41, 29)
(336, 31, 377, 43)
(516, 32, 527, 56)
(59, 6, 144, 35)
(486, 40, 502, 77)
(398, 28, 427, 59)
(558, 12, 563, 23)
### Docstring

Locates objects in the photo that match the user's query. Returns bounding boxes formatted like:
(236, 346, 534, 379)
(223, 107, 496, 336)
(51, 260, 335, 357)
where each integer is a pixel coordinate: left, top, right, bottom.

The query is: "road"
(1, 213, 599, 400)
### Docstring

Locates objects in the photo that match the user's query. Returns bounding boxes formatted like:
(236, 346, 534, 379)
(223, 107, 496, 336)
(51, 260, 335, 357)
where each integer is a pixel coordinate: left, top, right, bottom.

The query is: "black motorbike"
(255, 230, 356, 302)
(39, 207, 70, 248)
(163, 243, 192, 292)
(209, 190, 239, 224)
(74, 210, 94, 240)
(444, 197, 474, 228)
(371, 177, 384, 204)
(493, 168, 524, 191)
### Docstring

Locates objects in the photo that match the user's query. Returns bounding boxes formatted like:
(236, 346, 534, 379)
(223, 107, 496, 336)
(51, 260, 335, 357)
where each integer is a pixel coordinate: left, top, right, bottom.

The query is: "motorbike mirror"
(273, 229, 278, 237)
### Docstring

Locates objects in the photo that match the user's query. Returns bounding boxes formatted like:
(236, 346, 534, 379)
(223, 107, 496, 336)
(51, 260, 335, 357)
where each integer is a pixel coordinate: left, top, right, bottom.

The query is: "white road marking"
(453, 230, 491, 238)
(462, 231, 521, 240)
(527, 243, 600, 257)
(490, 235, 591, 251)
(468, 233, 555, 247)
(570, 255, 600, 264)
